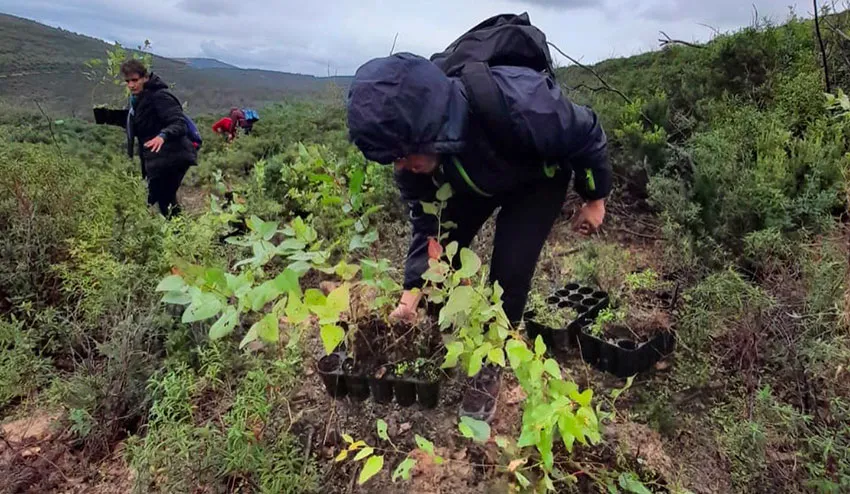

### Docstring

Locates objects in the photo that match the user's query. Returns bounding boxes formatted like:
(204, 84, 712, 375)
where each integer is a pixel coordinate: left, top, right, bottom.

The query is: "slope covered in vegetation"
(0, 7, 848, 494)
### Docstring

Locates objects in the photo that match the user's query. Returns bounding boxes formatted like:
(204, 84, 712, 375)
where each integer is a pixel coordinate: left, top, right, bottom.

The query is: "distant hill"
(0, 13, 352, 118)
(177, 58, 240, 70)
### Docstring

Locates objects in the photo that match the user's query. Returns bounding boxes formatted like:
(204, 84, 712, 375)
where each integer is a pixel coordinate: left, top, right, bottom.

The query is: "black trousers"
(442, 171, 571, 322)
(147, 164, 189, 217)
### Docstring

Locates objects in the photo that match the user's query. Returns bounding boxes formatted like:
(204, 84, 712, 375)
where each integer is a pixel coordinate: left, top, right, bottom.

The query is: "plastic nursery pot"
(578, 287, 594, 296)
(342, 358, 370, 402)
(317, 353, 347, 399)
(593, 291, 608, 299)
(551, 328, 571, 351)
(415, 380, 440, 408)
(546, 295, 562, 304)
(393, 380, 417, 407)
(554, 289, 571, 298)
(565, 283, 581, 291)
(557, 300, 571, 309)
(568, 294, 584, 303)
(369, 377, 394, 404)
(577, 325, 601, 365)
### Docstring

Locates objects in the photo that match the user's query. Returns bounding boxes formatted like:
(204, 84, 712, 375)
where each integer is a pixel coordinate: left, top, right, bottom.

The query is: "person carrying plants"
(345, 13, 611, 422)
(121, 59, 198, 217)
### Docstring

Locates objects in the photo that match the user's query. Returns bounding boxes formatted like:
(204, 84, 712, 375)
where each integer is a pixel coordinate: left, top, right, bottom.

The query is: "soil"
(346, 315, 444, 379)
(0, 412, 133, 494)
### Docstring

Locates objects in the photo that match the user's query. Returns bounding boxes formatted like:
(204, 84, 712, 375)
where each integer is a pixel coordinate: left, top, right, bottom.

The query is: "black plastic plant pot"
(557, 300, 571, 309)
(547, 295, 562, 304)
(345, 374, 370, 401)
(578, 287, 594, 296)
(568, 294, 584, 303)
(577, 328, 601, 365)
(369, 377, 394, 404)
(565, 283, 581, 291)
(317, 353, 347, 398)
(415, 381, 440, 408)
(393, 380, 417, 407)
(593, 291, 608, 299)
(554, 289, 571, 298)
(551, 328, 571, 351)
(342, 358, 370, 401)
(523, 311, 554, 347)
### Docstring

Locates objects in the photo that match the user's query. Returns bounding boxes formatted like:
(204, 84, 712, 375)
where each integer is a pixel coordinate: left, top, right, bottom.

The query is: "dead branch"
(547, 41, 635, 105)
(389, 32, 399, 56)
(658, 31, 705, 49)
(814, 0, 833, 92)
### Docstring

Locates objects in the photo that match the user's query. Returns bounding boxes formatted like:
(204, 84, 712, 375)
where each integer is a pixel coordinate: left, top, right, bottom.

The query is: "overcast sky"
(1, 0, 811, 76)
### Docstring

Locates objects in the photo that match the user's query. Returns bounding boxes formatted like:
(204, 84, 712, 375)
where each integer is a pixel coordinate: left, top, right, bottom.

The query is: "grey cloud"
(177, 0, 238, 17)
(0, 0, 819, 76)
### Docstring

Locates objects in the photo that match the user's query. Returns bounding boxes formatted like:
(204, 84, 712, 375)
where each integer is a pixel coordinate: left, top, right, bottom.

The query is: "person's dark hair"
(120, 59, 149, 78)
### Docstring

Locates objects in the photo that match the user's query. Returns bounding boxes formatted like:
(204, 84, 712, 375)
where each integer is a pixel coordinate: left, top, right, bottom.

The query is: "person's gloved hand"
(389, 289, 422, 324)
(572, 199, 606, 235)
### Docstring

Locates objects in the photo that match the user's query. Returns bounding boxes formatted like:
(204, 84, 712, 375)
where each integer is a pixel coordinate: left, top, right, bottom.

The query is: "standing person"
(121, 59, 197, 217)
(346, 31, 611, 421)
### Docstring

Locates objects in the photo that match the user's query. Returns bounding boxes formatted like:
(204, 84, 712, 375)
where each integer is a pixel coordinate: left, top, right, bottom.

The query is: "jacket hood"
(346, 52, 467, 164)
(143, 73, 169, 92)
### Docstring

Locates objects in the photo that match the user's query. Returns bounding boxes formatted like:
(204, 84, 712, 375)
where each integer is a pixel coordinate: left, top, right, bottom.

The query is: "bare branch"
(814, 0, 832, 92)
(658, 31, 705, 49)
(547, 41, 634, 105)
(389, 32, 399, 56)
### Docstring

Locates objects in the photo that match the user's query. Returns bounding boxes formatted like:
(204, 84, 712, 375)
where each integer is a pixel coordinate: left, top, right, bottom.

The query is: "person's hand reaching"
(572, 199, 606, 235)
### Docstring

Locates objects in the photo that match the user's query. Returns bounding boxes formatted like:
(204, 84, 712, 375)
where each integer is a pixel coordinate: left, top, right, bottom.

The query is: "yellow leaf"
(335, 449, 349, 462)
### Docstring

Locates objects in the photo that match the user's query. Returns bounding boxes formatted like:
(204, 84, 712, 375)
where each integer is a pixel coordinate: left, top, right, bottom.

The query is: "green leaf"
(182, 292, 223, 323)
(161, 291, 192, 305)
(226, 273, 252, 296)
(495, 435, 510, 449)
(436, 182, 453, 201)
(421, 201, 439, 216)
(326, 283, 351, 313)
(535, 335, 547, 356)
(304, 289, 326, 306)
(611, 375, 635, 401)
(349, 168, 366, 194)
(414, 435, 435, 456)
(209, 306, 238, 340)
(320, 325, 345, 354)
(619, 473, 652, 494)
(156, 275, 185, 292)
(203, 268, 228, 291)
(544, 473, 556, 491)
(570, 388, 593, 408)
(467, 352, 483, 377)
(254, 217, 279, 241)
(459, 417, 490, 444)
(376, 419, 389, 441)
(439, 285, 474, 325)
(253, 313, 279, 343)
(358, 455, 384, 485)
(441, 341, 464, 369)
(517, 427, 540, 448)
(529, 360, 544, 383)
(515, 471, 531, 488)
(392, 458, 416, 482)
(544, 359, 562, 379)
(272, 268, 302, 297)
(239, 325, 258, 349)
(285, 295, 310, 325)
(458, 422, 474, 439)
(334, 261, 361, 281)
(506, 340, 534, 368)
(342, 433, 354, 444)
(354, 447, 374, 461)
(457, 248, 481, 278)
(488, 348, 506, 367)
(248, 281, 282, 312)
(445, 241, 458, 261)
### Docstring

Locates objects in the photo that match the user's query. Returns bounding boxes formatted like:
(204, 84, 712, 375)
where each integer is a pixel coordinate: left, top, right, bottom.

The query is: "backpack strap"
(460, 62, 533, 161)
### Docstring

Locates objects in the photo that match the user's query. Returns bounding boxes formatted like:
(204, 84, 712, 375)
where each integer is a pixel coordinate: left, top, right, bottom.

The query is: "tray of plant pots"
(575, 316, 676, 378)
(316, 314, 445, 407)
(390, 358, 442, 409)
(523, 282, 610, 351)
(92, 106, 128, 126)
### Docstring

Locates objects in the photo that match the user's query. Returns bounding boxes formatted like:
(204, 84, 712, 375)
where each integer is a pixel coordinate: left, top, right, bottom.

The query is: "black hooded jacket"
(346, 53, 611, 289)
(127, 73, 197, 178)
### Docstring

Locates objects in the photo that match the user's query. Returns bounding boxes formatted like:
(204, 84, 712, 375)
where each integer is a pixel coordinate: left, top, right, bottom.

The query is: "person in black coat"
(346, 52, 611, 422)
(121, 59, 197, 217)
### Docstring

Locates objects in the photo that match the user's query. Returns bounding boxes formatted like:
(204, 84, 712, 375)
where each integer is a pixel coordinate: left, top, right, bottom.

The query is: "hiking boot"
(459, 365, 501, 423)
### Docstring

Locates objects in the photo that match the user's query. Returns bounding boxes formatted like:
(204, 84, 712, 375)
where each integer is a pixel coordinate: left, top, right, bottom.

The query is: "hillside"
(176, 57, 240, 69)
(0, 13, 352, 117)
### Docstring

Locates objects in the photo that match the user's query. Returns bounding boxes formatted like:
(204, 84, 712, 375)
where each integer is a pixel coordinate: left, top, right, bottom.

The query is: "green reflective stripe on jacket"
(452, 157, 493, 197)
(585, 169, 596, 192)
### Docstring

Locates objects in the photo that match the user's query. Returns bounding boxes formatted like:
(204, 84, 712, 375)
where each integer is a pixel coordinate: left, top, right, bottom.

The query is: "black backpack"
(430, 13, 556, 160)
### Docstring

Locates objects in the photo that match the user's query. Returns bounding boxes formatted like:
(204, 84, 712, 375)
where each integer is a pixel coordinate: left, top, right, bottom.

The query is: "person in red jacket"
(212, 117, 236, 142)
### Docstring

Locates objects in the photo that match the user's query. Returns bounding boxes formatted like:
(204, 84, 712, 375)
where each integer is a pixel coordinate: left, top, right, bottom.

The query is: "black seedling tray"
(575, 321, 676, 378)
(92, 107, 128, 126)
(524, 282, 610, 351)
(316, 352, 442, 408)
